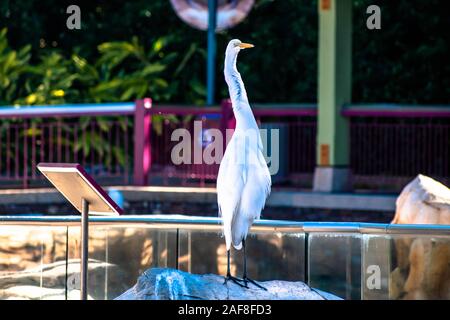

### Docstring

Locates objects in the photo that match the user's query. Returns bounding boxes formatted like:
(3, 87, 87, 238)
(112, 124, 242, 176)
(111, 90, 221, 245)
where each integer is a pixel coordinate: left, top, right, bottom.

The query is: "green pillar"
(313, 0, 352, 192)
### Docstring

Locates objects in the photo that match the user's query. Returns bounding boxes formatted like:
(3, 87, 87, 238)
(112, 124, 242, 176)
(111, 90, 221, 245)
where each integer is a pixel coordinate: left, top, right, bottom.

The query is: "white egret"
(217, 39, 271, 290)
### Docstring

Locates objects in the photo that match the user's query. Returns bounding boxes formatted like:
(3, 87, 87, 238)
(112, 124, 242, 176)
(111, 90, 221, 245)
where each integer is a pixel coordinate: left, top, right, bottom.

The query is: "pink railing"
(1, 100, 449, 191)
(345, 104, 450, 191)
(134, 99, 317, 187)
(139, 102, 450, 190)
(0, 103, 134, 188)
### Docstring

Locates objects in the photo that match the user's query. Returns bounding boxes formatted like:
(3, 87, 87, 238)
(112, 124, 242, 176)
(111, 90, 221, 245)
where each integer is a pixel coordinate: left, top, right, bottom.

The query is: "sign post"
(37, 163, 123, 300)
(81, 198, 89, 300)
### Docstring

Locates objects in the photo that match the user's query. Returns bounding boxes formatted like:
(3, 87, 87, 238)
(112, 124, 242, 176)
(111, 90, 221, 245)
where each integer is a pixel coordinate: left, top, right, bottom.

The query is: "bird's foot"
(224, 274, 246, 288)
(243, 277, 267, 291)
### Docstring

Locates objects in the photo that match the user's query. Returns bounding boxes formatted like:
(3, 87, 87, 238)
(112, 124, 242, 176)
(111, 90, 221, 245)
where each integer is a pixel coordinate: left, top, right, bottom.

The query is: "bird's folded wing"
(217, 143, 246, 222)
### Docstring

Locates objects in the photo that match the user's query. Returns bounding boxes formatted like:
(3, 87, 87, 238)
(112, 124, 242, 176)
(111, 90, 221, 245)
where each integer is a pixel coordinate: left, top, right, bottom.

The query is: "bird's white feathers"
(217, 39, 271, 251)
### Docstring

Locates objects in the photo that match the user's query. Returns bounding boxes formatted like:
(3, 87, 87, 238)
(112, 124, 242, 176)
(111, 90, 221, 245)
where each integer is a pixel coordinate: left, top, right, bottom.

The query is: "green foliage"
(0, 28, 31, 105)
(16, 52, 78, 105)
(90, 36, 174, 102)
(0, 0, 449, 105)
(0, 29, 204, 106)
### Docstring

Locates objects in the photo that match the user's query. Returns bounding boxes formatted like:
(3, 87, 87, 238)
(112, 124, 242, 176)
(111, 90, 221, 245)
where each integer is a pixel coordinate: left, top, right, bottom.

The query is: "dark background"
(1, 0, 449, 105)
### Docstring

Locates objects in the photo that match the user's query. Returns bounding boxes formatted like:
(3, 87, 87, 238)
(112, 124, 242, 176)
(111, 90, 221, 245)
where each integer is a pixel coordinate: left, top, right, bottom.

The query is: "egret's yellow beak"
(238, 43, 254, 49)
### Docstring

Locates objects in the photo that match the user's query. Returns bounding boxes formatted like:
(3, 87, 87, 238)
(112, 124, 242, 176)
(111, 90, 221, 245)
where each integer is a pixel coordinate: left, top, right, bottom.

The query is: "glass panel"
(361, 234, 390, 299)
(0, 225, 68, 300)
(67, 225, 177, 300)
(178, 228, 305, 282)
(389, 234, 450, 300)
(308, 233, 361, 300)
(2, 220, 448, 300)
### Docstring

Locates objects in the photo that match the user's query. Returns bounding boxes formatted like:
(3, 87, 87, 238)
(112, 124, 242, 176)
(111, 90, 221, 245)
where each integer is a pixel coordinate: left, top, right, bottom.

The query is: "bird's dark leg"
(242, 239, 267, 291)
(223, 249, 245, 287)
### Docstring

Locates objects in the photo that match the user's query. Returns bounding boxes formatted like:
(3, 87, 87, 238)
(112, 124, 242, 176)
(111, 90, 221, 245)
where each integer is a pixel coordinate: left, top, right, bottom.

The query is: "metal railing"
(2, 214, 450, 234)
(345, 104, 450, 190)
(1, 100, 449, 190)
(0, 215, 449, 300)
(142, 101, 449, 190)
(139, 100, 317, 186)
(0, 102, 134, 188)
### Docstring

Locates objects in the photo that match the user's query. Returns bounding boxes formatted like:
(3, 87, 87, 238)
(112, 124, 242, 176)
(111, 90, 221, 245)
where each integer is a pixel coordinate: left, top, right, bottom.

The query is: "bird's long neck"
(224, 51, 251, 117)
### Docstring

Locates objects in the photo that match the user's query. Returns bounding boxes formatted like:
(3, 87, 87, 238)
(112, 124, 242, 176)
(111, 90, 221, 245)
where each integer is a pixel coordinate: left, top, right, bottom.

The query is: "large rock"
(391, 174, 450, 300)
(115, 268, 342, 300)
(392, 174, 450, 224)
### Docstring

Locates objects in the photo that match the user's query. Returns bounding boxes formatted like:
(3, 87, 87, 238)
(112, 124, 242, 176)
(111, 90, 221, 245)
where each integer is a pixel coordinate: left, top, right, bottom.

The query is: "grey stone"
(115, 268, 342, 300)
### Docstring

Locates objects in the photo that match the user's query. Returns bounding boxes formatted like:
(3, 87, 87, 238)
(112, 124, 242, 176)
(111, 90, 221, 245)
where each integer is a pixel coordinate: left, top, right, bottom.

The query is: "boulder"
(115, 268, 342, 300)
(392, 174, 450, 224)
(390, 174, 450, 300)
